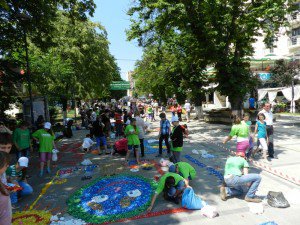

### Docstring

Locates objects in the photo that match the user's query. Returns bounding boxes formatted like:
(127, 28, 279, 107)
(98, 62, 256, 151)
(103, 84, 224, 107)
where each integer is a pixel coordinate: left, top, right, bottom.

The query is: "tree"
(28, 12, 120, 120)
(270, 59, 299, 87)
(127, 0, 292, 116)
(0, 0, 96, 115)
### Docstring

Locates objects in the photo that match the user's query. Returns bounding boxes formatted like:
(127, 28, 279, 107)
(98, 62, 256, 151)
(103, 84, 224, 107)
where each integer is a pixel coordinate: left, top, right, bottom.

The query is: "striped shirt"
(160, 119, 171, 135)
(6, 165, 22, 180)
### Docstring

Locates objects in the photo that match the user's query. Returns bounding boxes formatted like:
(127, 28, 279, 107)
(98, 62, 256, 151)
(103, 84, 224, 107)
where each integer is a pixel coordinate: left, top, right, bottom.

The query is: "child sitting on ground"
(82, 134, 95, 153)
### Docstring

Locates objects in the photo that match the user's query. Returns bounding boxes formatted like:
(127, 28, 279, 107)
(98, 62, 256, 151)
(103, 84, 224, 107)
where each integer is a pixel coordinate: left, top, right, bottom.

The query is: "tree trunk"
(193, 93, 205, 120)
(61, 96, 68, 124)
(230, 97, 243, 118)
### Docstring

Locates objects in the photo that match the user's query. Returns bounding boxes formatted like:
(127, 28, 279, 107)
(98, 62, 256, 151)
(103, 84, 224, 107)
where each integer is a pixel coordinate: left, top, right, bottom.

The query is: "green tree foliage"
(29, 12, 121, 106)
(0, 0, 96, 115)
(270, 59, 299, 87)
(127, 0, 292, 112)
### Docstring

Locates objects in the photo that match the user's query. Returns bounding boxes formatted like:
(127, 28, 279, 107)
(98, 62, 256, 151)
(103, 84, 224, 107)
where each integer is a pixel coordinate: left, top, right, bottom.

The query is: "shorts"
(96, 136, 107, 147)
(236, 140, 249, 154)
(40, 152, 52, 162)
(128, 145, 139, 151)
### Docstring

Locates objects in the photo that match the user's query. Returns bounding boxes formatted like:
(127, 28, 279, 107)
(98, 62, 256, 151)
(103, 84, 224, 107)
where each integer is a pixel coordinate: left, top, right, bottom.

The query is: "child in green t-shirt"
(124, 118, 140, 165)
(32, 122, 57, 177)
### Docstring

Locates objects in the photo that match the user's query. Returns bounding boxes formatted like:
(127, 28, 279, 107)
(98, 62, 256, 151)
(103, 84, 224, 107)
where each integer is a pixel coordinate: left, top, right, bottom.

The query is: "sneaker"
(155, 154, 162, 158)
(245, 196, 262, 203)
(220, 186, 227, 201)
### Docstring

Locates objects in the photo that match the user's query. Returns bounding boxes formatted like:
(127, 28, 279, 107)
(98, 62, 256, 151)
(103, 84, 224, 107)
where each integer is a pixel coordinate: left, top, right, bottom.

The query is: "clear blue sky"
(91, 0, 143, 80)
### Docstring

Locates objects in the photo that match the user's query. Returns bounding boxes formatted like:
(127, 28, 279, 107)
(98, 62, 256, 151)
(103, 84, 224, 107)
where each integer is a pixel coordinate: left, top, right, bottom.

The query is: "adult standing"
(220, 152, 262, 203)
(13, 121, 31, 159)
(177, 104, 183, 121)
(32, 122, 57, 177)
(156, 113, 171, 157)
(258, 103, 275, 158)
(92, 116, 108, 155)
(170, 116, 187, 163)
(184, 100, 191, 123)
(153, 100, 159, 116)
(135, 112, 146, 157)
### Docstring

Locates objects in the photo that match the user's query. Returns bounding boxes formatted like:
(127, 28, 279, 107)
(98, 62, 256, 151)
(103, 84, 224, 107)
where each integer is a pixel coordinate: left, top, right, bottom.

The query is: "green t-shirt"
(224, 156, 249, 176)
(13, 128, 31, 150)
(124, 125, 140, 145)
(32, 129, 55, 153)
(147, 107, 153, 113)
(229, 123, 249, 138)
(176, 162, 196, 179)
(155, 172, 184, 195)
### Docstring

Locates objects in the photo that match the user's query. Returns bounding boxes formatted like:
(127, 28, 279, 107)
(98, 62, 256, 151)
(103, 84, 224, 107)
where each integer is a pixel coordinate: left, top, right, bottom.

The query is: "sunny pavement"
(17, 113, 300, 225)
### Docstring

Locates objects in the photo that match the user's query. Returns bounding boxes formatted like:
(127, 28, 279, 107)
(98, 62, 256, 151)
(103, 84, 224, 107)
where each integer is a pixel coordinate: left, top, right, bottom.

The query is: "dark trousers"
(140, 139, 144, 157)
(266, 125, 274, 157)
(177, 112, 182, 121)
(159, 134, 170, 154)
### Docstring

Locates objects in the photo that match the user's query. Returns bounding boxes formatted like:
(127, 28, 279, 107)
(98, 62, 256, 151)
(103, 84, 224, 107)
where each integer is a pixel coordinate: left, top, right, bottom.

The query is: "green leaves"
(128, 0, 291, 109)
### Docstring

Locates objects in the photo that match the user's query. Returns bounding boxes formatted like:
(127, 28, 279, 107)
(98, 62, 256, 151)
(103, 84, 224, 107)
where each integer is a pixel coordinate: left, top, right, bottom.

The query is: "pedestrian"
(93, 116, 108, 155)
(79, 107, 86, 128)
(177, 104, 183, 121)
(147, 105, 153, 121)
(223, 115, 249, 155)
(242, 113, 254, 159)
(0, 133, 13, 186)
(170, 116, 187, 163)
(32, 122, 57, 177)
(171, 104, 176, 117)
(135, 111, 146, 158)
(114, 109, 123, 138)
(124, 118, 141, 164)
(252, 113, 269, 163)
(184, 100, 191, 122)
(258, 103, 275, 158)
(156, 113, 171, 158)
(147, 172, 186, 212)
(101, 109, 111, 138)
(13, 121, 31, 159)
(0, 151, 11, 225)
(220, 152, 262, 203)
(153, 100, 159, 116)
(168, 161, 196, 181)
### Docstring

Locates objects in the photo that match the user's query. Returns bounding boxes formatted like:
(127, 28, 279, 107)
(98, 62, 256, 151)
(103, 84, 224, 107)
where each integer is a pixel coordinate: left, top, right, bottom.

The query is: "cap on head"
(18, 157, 29, 167)
(44, 122, 51, 129)
(171, 116, 179, 123)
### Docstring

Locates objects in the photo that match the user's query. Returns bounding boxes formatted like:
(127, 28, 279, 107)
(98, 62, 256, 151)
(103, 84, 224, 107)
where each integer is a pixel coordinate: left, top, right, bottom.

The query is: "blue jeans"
(225, 174, 261, 198)
(9, 181, 33, 203)
(168, 180, 185, 197)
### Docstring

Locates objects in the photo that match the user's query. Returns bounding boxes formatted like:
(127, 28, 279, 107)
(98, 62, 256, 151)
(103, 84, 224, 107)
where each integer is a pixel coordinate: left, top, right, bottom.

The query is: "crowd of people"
(0, 99, 278, 223)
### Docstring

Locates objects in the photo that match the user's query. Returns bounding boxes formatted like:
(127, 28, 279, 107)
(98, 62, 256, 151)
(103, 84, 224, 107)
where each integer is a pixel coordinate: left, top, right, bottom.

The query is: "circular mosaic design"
(67, 174, 155, 223)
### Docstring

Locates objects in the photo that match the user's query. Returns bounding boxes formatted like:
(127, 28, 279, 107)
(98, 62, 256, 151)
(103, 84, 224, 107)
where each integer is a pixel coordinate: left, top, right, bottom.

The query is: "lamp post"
(17, 13, 34, 125)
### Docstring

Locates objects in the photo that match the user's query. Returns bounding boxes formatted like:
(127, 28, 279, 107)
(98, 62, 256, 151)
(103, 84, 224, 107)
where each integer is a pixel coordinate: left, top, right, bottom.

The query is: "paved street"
(15, 114, 300, 225)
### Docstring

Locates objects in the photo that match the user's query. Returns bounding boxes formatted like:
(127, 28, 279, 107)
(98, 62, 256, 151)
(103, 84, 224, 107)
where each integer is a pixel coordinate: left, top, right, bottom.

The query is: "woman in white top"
(135, 111, 146, 157)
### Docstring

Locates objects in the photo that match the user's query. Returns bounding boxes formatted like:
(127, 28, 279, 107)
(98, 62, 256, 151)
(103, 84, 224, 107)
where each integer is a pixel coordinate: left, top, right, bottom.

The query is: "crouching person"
(6, 157, 33, 204)
(169, 161, 196, 181)
(220, 152, 262, 203)
(147, 172, 186, 212)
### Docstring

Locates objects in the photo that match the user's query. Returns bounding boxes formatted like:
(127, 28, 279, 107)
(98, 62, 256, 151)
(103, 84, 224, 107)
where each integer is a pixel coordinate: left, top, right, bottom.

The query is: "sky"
(91, 0, 143, 81)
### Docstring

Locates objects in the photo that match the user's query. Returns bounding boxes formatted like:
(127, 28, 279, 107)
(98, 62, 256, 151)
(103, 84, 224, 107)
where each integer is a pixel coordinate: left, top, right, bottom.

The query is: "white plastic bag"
(52, 149, 59, 161)
(200, 205, 218, 218)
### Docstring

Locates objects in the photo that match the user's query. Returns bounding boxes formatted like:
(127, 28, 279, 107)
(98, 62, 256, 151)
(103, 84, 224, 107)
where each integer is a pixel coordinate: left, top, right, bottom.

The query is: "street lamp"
(16, 13, 34, 126)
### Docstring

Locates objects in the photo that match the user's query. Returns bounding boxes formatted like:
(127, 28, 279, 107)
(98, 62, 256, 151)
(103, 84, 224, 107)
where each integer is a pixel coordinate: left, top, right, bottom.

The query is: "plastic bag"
(200, 205, 219, 218)
(52, 149, 59, 161)
(267, 191, 290, 208)
(182, 187, 205, 210)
